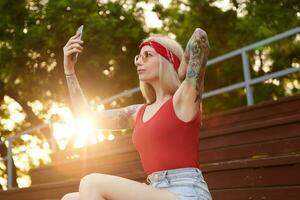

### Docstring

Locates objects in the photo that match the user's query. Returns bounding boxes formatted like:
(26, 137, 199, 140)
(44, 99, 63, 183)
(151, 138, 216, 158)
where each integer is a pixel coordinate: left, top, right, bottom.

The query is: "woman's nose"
(135, 56, 143, 66)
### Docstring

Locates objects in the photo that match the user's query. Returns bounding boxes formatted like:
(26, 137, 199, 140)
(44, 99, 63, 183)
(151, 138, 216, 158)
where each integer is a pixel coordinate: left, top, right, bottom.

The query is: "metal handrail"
(0, 123, 53, 189)
(1, 26, 300, 190)
(203, 26, 300, 104)
(98, 26, 300, 105)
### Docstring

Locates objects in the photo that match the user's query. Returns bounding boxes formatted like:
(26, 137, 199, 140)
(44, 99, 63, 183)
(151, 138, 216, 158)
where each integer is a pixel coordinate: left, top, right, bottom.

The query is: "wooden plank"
(203, 94, 300, 128)
(31, 150, 142, 184)
(252, 164, 300, 186)
(204, 164, 300, 189)
(32, 132, 300, 184)
(200, 121, 300, 150)
(51, 134, 132, 162)
(0, 179, 80, 200)
(32, 153, 300, 185)
(211, 185, 300, 200)
(32, 134, 300, 184)
(199, 136, 300, 163)
(201, 112, 300, 138)
(200, 154, 300, 172)
(50, 116, 300, 171)
(2, 171, 300, 200)
(0, 171, 147, 200)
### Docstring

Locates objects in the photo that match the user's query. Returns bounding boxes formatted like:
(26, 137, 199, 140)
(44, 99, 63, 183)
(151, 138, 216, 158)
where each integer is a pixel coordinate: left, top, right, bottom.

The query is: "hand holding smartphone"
(75, 25, 84, 59)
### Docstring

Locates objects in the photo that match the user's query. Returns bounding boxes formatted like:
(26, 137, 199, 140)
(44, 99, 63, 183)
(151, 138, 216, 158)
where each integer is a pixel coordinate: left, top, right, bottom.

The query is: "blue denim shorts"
(146, 167, 212, 200)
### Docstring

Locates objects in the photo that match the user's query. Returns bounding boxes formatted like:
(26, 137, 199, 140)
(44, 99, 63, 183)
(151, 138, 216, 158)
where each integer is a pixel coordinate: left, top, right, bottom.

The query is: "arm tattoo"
(186, 29, 209, 103)
(65, 74, 90, 117)
(65, 74, 141, 129)
(95, 104, 141, 129)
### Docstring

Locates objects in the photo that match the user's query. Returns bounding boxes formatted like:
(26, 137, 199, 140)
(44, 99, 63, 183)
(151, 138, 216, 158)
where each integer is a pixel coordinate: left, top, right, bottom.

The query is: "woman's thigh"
(79, 173, 180, 200)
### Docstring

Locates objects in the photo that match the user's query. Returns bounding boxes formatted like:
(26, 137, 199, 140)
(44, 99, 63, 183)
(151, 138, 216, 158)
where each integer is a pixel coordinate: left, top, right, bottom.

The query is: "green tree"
(0, 0, 147, 189)
(153, 0, 300, 114)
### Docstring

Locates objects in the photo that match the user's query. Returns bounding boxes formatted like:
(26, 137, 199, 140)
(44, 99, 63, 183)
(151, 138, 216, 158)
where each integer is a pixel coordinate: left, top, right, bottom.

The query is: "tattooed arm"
(63, 33, 142, 130)
(93, 104, 142, 129)
(65, 74, 142, 129)
(174, 28, 209, 120)
(65, 73, 89, 117)
(185, 28, 209, 103)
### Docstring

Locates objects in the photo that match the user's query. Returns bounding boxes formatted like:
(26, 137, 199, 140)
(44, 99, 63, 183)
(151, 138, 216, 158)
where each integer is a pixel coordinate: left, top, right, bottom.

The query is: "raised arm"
(184, 28, 209, 103)
(93, 104, 142, 129)
(65, 72, 142, 129)
(65, 73, 89, 117)
(63, 32, 142, 130)
(174, 28, 209, 119)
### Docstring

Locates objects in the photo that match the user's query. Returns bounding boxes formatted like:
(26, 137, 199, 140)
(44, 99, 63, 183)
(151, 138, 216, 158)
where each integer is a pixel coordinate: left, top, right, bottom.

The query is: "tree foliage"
(153, 0, 300, 113)
(0, 0, 147, 189)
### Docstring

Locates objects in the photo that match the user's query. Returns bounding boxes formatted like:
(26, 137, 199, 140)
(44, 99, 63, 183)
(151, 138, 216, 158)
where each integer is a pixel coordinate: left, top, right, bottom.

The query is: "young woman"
(61, 27, 211, 200)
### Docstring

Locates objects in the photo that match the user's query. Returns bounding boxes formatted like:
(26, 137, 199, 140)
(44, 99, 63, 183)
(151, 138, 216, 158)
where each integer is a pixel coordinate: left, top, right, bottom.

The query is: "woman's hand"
(63, 32, 84, 74)
(184, 28, 209, 65)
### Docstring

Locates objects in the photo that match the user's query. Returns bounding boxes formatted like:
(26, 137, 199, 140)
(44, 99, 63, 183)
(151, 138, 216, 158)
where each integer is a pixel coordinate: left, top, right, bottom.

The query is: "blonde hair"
(139, 35, 187, 104)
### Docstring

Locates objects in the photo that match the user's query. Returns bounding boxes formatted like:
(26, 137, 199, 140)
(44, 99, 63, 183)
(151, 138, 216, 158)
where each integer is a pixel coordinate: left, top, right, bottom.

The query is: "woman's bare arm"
(65, 73, 142, 130)
(174, 28, 209, 121)
(93, 104, 142, 129)
(63, 32, 142, 130)
(65, 73, 89, 117)
(184, 28, 209, 103)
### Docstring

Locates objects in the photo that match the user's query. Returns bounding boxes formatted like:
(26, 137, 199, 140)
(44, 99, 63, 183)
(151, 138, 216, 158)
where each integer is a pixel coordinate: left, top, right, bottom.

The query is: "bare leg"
(78, 173, 180, 200)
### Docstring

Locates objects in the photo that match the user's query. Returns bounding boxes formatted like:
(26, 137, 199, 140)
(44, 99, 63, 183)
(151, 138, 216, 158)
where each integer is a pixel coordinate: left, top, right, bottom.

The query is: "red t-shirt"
(132, 96, 201, 175)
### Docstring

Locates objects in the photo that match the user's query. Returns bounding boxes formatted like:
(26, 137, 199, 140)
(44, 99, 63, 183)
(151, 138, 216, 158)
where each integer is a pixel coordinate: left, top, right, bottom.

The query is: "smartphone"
(75, 25, 84, 59)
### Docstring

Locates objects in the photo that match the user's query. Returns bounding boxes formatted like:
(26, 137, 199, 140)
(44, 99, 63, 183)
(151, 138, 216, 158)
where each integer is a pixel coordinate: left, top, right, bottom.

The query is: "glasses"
(134, 51, 156, 66)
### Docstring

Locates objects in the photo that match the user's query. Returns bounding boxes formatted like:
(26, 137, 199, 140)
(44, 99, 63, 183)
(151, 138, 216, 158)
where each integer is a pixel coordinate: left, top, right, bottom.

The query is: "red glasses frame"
(134, 51, 156, 66)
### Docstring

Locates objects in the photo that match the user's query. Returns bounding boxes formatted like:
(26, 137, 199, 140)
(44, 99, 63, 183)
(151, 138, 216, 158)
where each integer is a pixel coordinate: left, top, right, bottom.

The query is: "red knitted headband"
(139, 40, 180, 72)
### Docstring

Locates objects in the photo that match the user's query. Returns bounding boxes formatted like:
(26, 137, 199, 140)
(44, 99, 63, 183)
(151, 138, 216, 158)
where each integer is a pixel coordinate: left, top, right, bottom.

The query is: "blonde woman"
(62, 27, 211, 200)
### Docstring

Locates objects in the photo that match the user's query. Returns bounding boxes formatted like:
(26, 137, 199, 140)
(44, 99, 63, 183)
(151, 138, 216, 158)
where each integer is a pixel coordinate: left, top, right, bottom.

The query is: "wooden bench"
(1, 94, 300, 200)
(1, 153, 299, 200)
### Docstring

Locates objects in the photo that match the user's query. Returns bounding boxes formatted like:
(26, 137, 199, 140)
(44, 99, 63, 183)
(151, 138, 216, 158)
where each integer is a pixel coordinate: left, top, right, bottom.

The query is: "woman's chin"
(138, 74, 147, 81)
(138, 74, 156, 82)
(138, 77, 147, 82)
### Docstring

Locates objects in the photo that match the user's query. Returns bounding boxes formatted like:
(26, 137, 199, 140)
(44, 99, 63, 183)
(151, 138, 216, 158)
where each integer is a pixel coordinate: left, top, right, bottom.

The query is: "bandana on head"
(139, 40, 180, 72)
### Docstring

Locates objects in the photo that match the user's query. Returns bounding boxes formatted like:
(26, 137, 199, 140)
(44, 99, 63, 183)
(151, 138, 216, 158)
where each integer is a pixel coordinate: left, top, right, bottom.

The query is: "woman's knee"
(61, 192, 78, 200)
(79, 173, 104, 192)
(79, 173, 106, 199)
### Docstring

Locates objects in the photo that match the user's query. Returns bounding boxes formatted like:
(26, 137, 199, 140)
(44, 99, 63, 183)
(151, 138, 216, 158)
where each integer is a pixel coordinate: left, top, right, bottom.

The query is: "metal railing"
(95, 27, 300, 105)
(203, 26, 300, 105)
(0, 123, 55, 189)
(111, 26, 300, 106)
(0, 26, 300, 190)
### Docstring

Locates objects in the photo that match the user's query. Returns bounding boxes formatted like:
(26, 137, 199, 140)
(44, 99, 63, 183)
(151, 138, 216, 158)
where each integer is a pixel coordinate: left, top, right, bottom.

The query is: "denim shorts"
(146, 167, 212, 200)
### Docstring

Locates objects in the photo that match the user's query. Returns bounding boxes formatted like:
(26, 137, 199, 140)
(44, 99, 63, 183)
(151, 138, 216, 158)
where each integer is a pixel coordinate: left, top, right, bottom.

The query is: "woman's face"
(135, 46, 160, 82)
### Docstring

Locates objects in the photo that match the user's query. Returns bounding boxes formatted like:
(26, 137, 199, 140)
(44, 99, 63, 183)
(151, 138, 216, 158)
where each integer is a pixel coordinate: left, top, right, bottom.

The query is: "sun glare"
(17, 175, 31, 188)
(51, 105, 114, 150)
(73, 118, 95, 148)
(0, 96, 26, 131)
(53, 122, 74, 150)
(107, 132, 115, 141)
(97, 130, 105, 142)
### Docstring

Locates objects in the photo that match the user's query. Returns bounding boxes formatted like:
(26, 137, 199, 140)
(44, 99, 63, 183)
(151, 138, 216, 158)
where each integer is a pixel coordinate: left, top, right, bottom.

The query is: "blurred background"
(0, 0, 299, 190)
